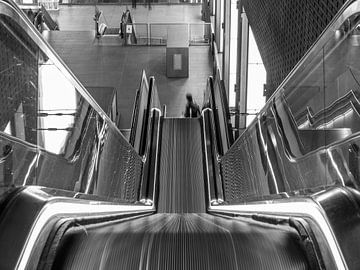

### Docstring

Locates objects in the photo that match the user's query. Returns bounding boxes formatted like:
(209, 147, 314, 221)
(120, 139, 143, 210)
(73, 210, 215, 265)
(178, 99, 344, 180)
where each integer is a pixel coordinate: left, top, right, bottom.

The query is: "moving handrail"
(136, 76, 162, 205)
(208, 188, 347, 270)
(0, 186, 154, 270)
(130, 73, 161, 156)
(214, 69, 234, 150)
(129, 70, 148, 153)
(297, 90, 360, 130)
(202, 108, 224, 205)
(203, 75, 233, 156)
(139, 108, 161, 205)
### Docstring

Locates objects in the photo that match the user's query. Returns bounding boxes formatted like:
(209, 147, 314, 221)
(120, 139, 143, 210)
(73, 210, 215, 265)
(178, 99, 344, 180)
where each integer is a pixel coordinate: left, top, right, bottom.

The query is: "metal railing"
(15, 0, 203, 5)
(63, 0, 203, 5)
(103, 22, 211, 46)
(129, 70, 150, 154)
(203, 75, 233, 156)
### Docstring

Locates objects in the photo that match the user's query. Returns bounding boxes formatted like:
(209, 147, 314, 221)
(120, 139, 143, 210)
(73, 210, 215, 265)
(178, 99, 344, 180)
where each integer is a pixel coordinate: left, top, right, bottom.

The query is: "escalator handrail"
(129, 87, 141, 146)
(208, 193, 347, 270)
(215, 68, 233, 142)
(130, 70, 149, 153)
(214, 71, 234, 151)
(0, 186, 154, 270)
(139, 108, 162, 205)
(205, 75, 232, 155)
(138, 76, 162, 205)
(202, 108, 224, 205)
(139, 76, 161, 156)
(204, 77, 222, 154)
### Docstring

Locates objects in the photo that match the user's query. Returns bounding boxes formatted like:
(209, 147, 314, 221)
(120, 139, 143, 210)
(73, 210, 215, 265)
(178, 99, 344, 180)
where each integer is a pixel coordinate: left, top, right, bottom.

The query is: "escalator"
(38, 118, 312, 270)
(1, 0, 360, 269)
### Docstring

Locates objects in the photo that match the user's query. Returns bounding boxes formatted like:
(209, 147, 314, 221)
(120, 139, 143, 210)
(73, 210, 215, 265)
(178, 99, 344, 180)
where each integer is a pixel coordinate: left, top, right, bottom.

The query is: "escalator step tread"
(51, 214, 309, 270)
(158, 118, 206, 213)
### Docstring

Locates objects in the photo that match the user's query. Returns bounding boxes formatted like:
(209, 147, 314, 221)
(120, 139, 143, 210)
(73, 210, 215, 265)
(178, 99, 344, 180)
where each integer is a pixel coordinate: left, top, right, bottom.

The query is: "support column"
(222, 0, 231, 97)
(235, 3, 249, 138)
(214, 0, 222, 51)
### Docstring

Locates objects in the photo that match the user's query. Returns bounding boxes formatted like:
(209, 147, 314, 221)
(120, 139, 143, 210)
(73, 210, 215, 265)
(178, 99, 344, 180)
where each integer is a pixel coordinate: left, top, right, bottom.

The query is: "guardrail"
(202, 108, 223, 205)
(129, 70, 150, 154)
(203, 75, 233, 156)
(62, 0, 203, 5)
(103, 22, 211, 46)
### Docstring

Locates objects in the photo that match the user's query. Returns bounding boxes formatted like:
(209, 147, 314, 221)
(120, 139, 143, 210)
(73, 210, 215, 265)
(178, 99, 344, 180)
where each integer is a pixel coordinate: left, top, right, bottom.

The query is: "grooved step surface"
(51, 214, 309, 270)
(157, 118, 206, 213)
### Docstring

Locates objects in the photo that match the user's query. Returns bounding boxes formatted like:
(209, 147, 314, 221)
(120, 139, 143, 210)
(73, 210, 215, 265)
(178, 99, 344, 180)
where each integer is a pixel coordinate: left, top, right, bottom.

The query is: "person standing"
(34, 10, 44, 33)
(27, 9, 35, 24)
(184, 93, 201, 118)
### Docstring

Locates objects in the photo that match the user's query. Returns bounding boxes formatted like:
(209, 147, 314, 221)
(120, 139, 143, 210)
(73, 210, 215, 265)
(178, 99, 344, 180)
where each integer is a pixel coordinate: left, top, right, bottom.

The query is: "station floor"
(45, 4, 212, 129)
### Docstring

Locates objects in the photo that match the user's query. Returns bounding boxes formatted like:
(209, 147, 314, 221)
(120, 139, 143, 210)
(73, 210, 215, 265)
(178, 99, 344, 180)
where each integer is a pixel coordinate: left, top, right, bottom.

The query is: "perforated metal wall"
(243, 0, 348, 98)
(0, 15, 38, 143)
(220, 125, 269, 203)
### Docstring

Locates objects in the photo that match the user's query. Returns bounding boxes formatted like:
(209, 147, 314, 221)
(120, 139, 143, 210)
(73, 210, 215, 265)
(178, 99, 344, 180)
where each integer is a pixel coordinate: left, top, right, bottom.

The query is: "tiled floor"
(44, 4, 212, 128)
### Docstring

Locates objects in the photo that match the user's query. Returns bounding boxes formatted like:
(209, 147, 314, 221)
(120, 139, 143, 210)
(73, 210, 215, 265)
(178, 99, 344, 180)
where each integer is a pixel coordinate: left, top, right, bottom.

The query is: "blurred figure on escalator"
(184, 93, 200, 118)
(34, 10, 44, 32)
(27, 9, 35, 24)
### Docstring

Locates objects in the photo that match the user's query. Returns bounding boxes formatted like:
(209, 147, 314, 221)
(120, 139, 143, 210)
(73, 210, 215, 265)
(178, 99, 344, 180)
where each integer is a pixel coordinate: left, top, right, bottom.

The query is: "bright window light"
(247, 27, 266, 126)
(38, 64, 77, 154)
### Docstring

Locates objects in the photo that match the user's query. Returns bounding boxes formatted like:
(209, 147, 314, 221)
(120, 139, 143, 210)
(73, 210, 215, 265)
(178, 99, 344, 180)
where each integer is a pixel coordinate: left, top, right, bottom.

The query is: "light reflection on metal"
(0, 144, 12, 163)
(210, 201, 347, 270)
(327, 149, 346, 186)
(0, 0, 122, 140)
(0, 0, 144, 201)
(22, 152, 39, 185)
(84, 117, 107, 194)
(257, 115, 279, 193)
(202, 108, 216, 204)
(16, 187, 154, 270)
(150, 107, 162, 204)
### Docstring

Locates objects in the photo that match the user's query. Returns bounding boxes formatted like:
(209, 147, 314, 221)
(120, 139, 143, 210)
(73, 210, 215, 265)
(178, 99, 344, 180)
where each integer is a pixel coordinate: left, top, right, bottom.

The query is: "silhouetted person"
(94, 7, 101, 37)
(184, 93, 200, 118)
(132, 0, 136, 8)
(34, 10, 44, 32)
(27, 9, 35, 24)
(119, 11, 126, 38)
